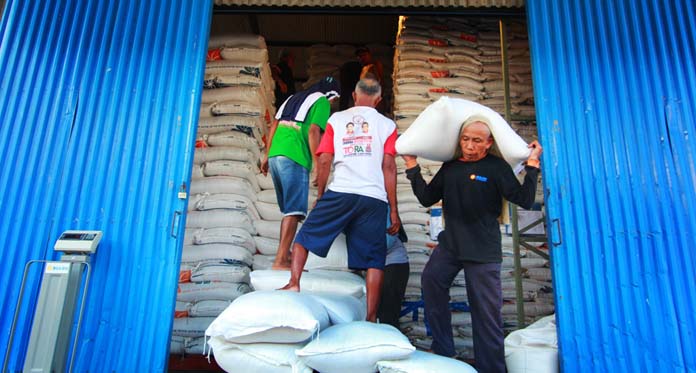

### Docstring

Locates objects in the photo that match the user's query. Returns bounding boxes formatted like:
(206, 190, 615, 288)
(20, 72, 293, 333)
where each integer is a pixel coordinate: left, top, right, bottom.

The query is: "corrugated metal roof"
(0, 0, 211, 371)
(215, 0, 524, 8)
(527, 0, 696, 371)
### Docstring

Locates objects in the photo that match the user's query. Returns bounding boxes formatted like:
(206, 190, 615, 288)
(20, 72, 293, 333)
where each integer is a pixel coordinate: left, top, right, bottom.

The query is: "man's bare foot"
(278, 283, 300, 292)
(271, 262, 291, 270)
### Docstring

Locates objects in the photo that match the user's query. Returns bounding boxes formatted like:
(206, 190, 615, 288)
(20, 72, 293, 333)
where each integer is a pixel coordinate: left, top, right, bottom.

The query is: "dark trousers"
(422, 246, 505, 373)
(378, 262, 410, 329)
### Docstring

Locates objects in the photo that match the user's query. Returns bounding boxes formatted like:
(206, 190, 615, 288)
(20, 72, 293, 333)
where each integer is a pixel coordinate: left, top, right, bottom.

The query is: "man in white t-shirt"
(280, 78, 401, 322)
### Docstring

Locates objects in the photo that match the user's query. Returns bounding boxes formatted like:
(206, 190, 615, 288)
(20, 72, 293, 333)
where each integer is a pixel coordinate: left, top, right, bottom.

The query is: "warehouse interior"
(170, 5, 552, 372)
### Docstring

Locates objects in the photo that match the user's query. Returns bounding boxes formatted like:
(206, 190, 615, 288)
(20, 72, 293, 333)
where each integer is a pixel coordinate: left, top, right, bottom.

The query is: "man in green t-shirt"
(260, 77, 340, 270)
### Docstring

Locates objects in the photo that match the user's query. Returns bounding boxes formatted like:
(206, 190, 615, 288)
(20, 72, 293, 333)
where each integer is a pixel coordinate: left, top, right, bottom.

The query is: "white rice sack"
(430, 77, 485, 91)
(308, 293, 366, 325)
(296, 321, 415, 373)
(250, 270, 365, 298)
(210, 102, 263, 117)
(190, 176, 257, 202)
(188, 193, 260, 220)
(170, 336, 186, 354)
(201, 86, 264, 105)
(255, 201, 284, 221)
(171, 317, 216, 338)
(254, 219, 281, 239)
(204, 60, 263, 75)
(397, 203, 428, 214)
(253, 254, 275, 271)
(202, 161, 260, 192)
(190, 263, 251, 284)
(256, 173, 275, 190)
(400, 212, 430, 226)
(191, 227, 256, 253)
(207, 131, 261, 156)
(184, 336, 207, 355)
(191, 163, 205, 179)
(199, 103, 213, 118)
(407, 232, 437, 247)
(183, 229, 196, 245)
(205, 73, 262, 88)
(256, 189, 278, 203)
(197, 118, 265, 143)
(396, 190, 420, 204)
(194, 146, 258, 165)
(175, 301, 192, 318)
(305, 234, 349, 271)
(189, 300, 232, 318)
(182, 244, 253, 266)
(177, 281, 252, 303)
(403, 223, 428, 233)
(254, 236, 279, 256)
(208, 34, 266, 49)
(505, 314, 558, 373)
(394, 83, 432, 95)
(408, 253, 430, 266)
(376, 350, 476, 373)
(205, 290, 330, 344)
(220, 47, 268, 62)
(208, 337, 312, 373)
(186, 210, 255, 232)
(395, 97, 530, 171)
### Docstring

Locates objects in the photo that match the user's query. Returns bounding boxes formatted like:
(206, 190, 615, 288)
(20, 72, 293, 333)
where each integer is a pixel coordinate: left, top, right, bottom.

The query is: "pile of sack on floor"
(206, 290, 476, 373)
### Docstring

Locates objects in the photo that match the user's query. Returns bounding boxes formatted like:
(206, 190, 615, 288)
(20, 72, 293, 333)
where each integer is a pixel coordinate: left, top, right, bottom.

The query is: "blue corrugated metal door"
(526, 1, 696, 372)
(0, 0, 212, 371)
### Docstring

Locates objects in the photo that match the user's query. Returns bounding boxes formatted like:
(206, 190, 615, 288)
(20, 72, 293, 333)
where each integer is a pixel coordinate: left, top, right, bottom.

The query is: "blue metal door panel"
(526, 0, 696, 371)
(0, 0, 212, 371)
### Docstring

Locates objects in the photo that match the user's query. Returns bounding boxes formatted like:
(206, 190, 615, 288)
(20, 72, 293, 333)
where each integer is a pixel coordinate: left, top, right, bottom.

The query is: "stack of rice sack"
(471, 18, 536, 138)
(392, 16, 536, 141)
(392, 16, 482, 132)
(171, 34, 276, 356)
(205, 291, 360, 372)
(500, 239, 555, 331)
(199, 34, 276, 141)
(205, 291, 476, 373)
(303, 44, 353, 89)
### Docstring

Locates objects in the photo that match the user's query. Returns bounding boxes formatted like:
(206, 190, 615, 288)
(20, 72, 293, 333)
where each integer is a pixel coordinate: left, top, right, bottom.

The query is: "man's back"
(320, 105, 396, 202)
(268, 96, 330, 170)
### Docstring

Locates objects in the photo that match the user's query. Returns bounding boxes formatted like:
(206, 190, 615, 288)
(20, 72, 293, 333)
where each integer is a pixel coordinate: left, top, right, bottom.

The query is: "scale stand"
(3, 230, 102, 373)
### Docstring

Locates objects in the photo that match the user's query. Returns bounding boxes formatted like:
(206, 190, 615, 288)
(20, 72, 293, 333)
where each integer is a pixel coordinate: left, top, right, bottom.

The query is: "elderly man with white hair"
(401, 120, 543, 373)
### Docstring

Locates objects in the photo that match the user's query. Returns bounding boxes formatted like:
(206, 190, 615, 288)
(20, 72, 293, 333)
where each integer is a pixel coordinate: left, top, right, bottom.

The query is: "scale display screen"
(59, 233, 97, 240)
(54, 230, 103, 253)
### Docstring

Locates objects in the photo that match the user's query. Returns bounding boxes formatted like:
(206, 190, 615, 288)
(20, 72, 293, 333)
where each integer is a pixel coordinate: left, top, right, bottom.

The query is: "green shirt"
(268, 96, 330, 170)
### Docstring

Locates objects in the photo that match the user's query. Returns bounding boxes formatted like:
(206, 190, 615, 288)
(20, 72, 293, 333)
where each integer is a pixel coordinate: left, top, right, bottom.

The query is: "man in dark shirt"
(272, 49, 296, 110)
(402, 121, 542, 373)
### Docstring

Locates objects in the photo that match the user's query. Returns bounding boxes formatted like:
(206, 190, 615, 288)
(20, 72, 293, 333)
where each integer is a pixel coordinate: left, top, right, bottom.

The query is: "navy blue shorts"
(295, 190, 388, 270)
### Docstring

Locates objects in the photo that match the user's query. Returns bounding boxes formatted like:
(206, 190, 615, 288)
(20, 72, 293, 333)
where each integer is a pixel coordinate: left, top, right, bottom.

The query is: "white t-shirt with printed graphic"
(316, 106, 397, 202)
